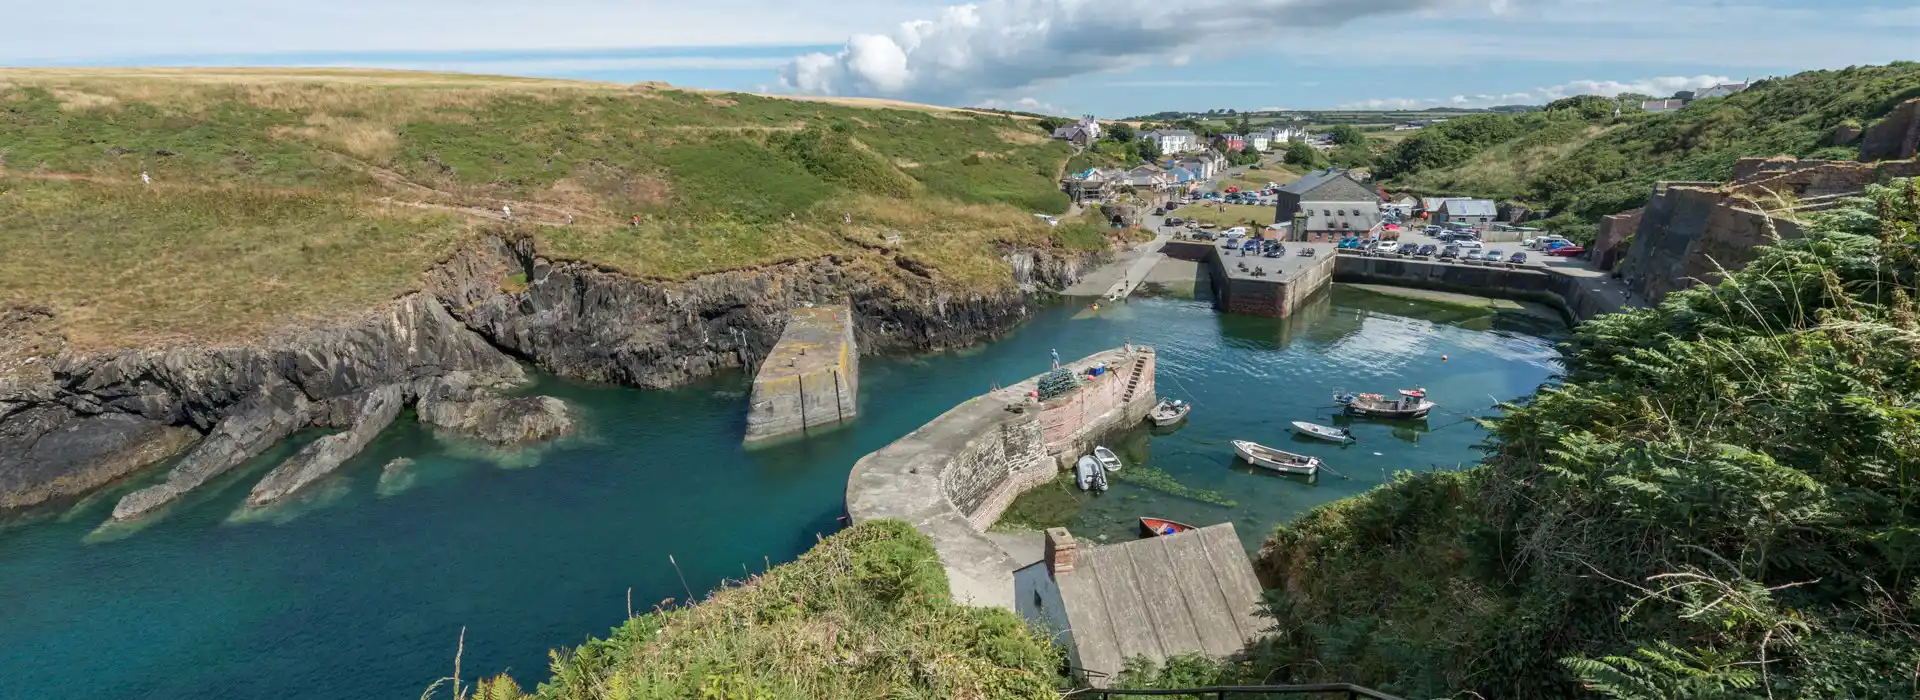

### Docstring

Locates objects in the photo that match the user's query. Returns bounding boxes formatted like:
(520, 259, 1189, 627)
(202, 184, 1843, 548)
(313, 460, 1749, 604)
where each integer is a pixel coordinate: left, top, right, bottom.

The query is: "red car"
(1547, 245, 1586, 256)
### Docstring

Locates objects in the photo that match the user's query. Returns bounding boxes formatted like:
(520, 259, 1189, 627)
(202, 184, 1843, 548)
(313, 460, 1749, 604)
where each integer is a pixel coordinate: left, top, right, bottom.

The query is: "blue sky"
(9, 0, 1916, 115)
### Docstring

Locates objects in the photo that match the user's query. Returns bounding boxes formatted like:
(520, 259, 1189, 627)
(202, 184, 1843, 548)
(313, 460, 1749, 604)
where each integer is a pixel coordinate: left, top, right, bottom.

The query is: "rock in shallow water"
(416, 375, 573, 445)
(246, 385, 405, 507)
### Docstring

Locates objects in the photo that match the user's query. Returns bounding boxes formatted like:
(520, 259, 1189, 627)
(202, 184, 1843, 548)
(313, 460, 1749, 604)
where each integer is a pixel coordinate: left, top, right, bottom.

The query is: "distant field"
(1223, 164, 1302, 192)
(0, 69, 1086, 348)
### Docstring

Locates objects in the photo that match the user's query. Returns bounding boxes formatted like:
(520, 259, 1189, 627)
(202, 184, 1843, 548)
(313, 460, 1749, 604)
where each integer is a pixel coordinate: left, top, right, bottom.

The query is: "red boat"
(1399, 388, 1427, 399)
(1139, 517, 1197, 537)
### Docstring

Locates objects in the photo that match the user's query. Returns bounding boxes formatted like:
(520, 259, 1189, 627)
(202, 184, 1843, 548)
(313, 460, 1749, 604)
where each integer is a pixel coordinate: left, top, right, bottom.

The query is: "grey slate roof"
(1055, 523, 1264, 685)
(1439, 198, 1498, 217)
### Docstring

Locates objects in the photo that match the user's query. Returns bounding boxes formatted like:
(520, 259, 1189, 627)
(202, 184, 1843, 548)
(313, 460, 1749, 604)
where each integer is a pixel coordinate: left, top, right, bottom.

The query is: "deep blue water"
(0, 287, 1563, 700)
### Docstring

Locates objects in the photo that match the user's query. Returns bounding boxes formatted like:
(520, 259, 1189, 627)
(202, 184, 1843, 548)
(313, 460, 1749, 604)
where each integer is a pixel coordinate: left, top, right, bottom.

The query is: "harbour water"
(0, 287, 1563, 700)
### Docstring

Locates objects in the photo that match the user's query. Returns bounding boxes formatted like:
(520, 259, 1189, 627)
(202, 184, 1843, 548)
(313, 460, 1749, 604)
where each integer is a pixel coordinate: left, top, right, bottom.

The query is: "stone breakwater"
(844, 347, 1157, 609)
(0, 235, 1100, 520)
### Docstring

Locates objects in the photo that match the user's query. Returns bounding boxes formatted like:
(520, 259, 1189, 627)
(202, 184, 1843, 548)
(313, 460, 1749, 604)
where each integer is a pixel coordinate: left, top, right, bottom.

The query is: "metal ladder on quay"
(1120, 351, 1149, 404)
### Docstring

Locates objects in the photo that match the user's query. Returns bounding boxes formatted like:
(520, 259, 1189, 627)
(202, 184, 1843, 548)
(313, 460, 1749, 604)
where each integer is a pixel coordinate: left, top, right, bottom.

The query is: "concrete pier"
(845, 347, 1157, 608)
(744, 306, 858, 444)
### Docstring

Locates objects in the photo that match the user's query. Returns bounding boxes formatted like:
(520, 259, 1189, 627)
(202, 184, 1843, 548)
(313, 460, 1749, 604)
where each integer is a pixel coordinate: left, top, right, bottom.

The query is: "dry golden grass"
(0, 178, 468, 348)
(0, 68, 1086, 351)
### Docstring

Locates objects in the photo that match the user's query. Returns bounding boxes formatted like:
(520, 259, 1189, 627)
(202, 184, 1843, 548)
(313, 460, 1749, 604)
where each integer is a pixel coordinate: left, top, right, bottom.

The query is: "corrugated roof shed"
(1440, 199, 1498, 217)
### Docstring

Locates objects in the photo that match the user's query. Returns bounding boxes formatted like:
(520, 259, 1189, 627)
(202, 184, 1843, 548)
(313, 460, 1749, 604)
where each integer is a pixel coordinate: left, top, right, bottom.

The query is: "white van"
(1530, 236, 1571, 250)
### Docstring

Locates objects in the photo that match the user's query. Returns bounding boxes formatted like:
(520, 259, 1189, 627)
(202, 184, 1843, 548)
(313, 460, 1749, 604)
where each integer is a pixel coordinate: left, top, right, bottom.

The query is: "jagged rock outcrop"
(2, 235, 1097, 516)
(427, 238, 1093, 389)
(415, 373, 574, 444)
(1, 294, 524, 517)
(246, 385, 406, 507)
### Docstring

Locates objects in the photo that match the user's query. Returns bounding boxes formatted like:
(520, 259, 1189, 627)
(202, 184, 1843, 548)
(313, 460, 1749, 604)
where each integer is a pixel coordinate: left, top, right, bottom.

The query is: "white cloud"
(972, 96, 1071, 115)
(1341, 74, 1732, 109)
(775, 0, 1486, 103)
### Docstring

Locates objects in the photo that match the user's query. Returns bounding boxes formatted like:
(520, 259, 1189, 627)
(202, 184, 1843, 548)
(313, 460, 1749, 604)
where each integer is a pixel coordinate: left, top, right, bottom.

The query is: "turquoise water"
(0, 287, 1562, 700)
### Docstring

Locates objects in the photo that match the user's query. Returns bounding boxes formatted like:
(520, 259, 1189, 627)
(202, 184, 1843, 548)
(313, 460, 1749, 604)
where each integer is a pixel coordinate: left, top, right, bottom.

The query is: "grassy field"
(1395, 121, 1614, 201)
(1220, 164, 1301, 192)
(471, 520, 1061, 700)
(0, 69, 1090, 348)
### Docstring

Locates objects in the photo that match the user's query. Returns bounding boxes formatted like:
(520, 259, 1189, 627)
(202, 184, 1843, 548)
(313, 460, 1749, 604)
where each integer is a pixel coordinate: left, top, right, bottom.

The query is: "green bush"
(1243, 181, 1920, 698)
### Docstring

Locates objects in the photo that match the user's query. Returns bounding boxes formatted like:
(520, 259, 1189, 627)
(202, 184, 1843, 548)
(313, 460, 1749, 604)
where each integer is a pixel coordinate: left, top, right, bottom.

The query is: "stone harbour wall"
(744, 306, 859, 444)
(845, 347, 1157, 608)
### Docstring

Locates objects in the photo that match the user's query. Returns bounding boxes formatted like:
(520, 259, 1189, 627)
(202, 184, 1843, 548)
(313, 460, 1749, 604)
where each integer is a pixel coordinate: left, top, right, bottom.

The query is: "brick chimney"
(1044, 528, 1077, 577)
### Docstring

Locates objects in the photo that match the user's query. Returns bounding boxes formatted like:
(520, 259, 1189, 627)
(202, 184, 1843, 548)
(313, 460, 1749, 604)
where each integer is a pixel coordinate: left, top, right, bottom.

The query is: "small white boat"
(1076, 455, 1099, 491)
(1292, 421, 1355, 443)
(1233, 440, 1321, 476)
(1148, 398, 1191, 427)
(1093, 446, 1124, 473)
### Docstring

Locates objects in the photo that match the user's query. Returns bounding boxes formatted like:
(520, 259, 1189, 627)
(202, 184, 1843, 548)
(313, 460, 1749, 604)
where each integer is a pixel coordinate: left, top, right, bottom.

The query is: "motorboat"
(1076, 454, 1101, 491)
(1232, 440, 1321, 476)
(1148, 398, 1191, 426)
(1139, 517, 1197, 537)
(1292, 421, 1355, 444)
(1334, 390, 1435, 419)
(1093, 446, 1124, 473)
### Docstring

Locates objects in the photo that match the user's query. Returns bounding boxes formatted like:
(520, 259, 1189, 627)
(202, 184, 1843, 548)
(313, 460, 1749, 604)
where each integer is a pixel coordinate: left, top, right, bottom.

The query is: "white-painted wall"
(1013, 562, 1077, 667)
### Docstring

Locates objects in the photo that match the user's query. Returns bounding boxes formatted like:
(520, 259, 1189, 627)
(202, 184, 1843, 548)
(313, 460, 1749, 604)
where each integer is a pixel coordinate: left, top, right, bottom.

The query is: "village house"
(1176, 155, 1216, 180)
(1201, 148, 1227, 174)
(1382, 194, 1420, 218)
(1433, 198, 1498, 228)
(1642, 99, 1686, 114)
(1049, 115, 1103, 147)
(1244, 131, 1271, 151)
(1126, 164, 1177, 191)
(1212, 133, 1246, 152)
(1255, 125, 1308, 145)
(1695, 82, 1752, 99)
(1273, 168, 1382, 241)
(1140, 129, 1200, 154)
(1060, 167, 1124, 203)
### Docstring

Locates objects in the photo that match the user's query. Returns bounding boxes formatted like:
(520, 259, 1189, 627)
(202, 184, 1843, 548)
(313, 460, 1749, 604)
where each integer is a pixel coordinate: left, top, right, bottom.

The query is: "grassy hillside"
(1115, 181, 1920, 698)
(1383, 62, 1920, 220)
(0, 69, 1099, 349)
(467, 520, 1061, 700)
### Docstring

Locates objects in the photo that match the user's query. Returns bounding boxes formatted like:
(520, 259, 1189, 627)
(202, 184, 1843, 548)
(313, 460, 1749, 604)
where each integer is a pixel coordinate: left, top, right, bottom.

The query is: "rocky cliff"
(0, 237, 1097, 519)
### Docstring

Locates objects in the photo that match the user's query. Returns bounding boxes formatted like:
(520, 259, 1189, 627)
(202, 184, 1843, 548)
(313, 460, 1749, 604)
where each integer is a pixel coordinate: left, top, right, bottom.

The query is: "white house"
(1049, 115, 1102, 147)
(1140, 129, 1200, 154)
(1245, 131, 1272, 151)
(1255, 125, 1309, 145)
(1695, 82, 1751, 99)
(1176, 156, 1216, 181)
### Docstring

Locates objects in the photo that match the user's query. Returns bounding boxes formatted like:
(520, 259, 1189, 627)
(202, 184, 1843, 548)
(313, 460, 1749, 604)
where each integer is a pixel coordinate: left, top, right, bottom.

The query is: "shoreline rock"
(246, 385, 405, 507)
(1, 236, 1099, 518)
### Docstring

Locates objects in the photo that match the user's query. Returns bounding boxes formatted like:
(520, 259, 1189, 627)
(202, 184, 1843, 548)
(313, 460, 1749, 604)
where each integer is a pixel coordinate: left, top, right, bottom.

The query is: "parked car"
(1417, 244, 1438, 257)
(1223, 227, 1248, 237)
(1459, 240, 1483, 249)
(1548, 245, 1586, 256)
(1242, 239, 1261, 252)
(1532, 237, 1572, 250)
(1299, 247, 1317, 257)
(1509, 252, 1528, 264)
(1438, 246, 1460, 260)
(1423, 225, 1441, 233)
(1398, 243, 1421, 255)
(1167, 217, 1184, 226)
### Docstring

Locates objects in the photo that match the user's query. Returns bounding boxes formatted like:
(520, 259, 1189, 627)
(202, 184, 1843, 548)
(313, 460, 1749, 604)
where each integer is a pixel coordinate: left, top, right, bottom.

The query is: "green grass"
(0, 70, 1100, 348)
(471, 520, 1061, 700)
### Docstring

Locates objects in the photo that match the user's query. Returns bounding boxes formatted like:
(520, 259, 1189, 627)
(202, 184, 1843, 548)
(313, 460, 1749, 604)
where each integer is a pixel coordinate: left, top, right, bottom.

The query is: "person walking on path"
(1051, 348, 1061, 369)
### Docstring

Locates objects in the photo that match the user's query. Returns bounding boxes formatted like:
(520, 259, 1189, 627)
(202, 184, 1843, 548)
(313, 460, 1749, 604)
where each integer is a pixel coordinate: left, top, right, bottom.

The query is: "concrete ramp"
(744, 306, 857, 444)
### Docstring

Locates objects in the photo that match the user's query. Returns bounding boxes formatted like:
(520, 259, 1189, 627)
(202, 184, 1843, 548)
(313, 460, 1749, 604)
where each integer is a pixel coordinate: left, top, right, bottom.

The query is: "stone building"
(1272, 168, 1382, 241)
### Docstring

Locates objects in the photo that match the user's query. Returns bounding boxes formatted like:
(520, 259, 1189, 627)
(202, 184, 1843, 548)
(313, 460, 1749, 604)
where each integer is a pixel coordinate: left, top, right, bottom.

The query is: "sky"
(8, 0, 1916, 115)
